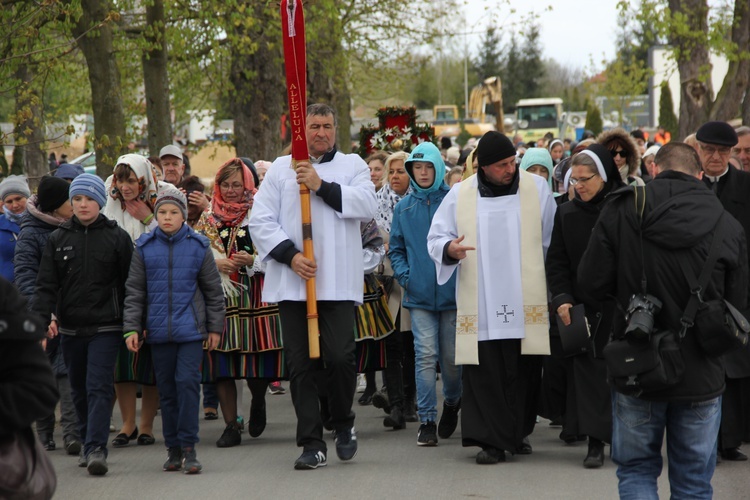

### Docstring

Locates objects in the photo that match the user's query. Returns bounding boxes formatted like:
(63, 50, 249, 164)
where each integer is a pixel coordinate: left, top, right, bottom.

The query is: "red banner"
(281, 0, 308, 162)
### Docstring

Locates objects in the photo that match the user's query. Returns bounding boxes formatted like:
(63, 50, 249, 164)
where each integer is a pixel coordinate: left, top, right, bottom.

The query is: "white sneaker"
(356, 374, 366, 393)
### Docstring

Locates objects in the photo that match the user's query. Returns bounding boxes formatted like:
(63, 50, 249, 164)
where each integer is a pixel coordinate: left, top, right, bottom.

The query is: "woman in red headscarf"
(194, 158, 284, 449)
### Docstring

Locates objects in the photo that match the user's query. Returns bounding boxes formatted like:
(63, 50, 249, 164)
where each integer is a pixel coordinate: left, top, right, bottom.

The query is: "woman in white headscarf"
(104, 154, 164, 448)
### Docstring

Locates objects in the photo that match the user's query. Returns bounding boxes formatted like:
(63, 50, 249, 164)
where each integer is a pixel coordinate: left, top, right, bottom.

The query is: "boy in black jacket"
(34, 174, 133, 476)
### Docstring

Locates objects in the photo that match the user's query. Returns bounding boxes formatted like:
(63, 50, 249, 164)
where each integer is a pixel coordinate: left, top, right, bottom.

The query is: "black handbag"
(0, 427, 57, 500)
(603, 186, 685, 396)
(677, 219, 750, 357)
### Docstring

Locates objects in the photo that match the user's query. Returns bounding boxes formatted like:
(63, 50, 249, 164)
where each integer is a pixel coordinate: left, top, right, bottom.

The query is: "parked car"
(69, 152, 97, 175)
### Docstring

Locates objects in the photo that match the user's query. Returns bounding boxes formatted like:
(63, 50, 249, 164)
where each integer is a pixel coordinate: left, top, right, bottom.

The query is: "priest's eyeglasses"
(569, 173, 599, 186)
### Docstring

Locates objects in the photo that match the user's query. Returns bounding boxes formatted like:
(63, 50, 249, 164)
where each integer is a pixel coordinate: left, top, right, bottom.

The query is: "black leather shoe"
(516, 436, 532, 455)
(721, 447, 748, 461)
(583, 439, 605, 468)
(248, 399, 267, 438)
(383, 406, 406, 430)
(358, 387, 375, 406)
(111, 427, 138, 448)
(476, 447, 505, 464)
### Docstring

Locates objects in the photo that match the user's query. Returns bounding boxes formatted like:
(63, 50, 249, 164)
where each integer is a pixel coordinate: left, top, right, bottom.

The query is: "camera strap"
(634, 186, 648, 294)
(676, 214, 725, 338)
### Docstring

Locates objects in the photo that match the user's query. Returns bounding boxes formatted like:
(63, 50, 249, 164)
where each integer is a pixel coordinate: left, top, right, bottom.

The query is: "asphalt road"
(47, 384, 748, 499)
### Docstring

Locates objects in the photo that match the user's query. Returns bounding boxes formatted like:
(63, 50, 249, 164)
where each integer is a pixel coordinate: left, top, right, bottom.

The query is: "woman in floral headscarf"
(195, 158, 283, 448)
(104, 154, 163, 448)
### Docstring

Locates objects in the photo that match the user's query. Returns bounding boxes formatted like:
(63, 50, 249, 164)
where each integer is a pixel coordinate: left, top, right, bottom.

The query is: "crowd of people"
(1, 105, 749, 499)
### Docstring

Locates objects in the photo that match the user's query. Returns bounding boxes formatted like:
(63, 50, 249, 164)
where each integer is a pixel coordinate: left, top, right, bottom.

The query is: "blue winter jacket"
(0, 214, 19, 282)
(123, 224, 225, 344)
(388, 142, 456, 311)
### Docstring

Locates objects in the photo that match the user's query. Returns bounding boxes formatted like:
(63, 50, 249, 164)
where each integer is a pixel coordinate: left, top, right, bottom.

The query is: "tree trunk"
(71, 0, 127, 178)
(668, 0, 712, 140)
(229, 1, 284, 162)
(142, 0, 173, 157)
(307, 5, 351, 152)
(710, 0, 750, 122)
(743, 88, 750, 126)
(13, 61, 46, 189)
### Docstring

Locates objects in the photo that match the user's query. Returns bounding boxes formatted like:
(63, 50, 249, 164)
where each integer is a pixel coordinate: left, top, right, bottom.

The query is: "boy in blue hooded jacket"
(388, 142, 462, 447)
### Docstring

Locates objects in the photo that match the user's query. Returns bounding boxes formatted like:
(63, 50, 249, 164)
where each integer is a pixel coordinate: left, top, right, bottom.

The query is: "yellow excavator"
(432, 76, 504, 138)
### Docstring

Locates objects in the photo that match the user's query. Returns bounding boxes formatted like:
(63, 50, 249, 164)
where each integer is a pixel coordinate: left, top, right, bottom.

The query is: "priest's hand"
(295, 162, 322, 191)
(557, 303, 573, 326)
(292, 252, 317, 280)
(447, 235, 476, 261)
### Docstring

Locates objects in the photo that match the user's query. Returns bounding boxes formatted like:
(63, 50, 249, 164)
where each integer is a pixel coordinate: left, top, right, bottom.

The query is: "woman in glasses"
(545, 144, 624, 469)
(194, 158, 284, 449)
(598, 128, 643, 186)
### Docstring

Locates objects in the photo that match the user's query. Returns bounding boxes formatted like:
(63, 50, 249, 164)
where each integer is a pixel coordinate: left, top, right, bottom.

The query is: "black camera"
(624, 293, 663, 340)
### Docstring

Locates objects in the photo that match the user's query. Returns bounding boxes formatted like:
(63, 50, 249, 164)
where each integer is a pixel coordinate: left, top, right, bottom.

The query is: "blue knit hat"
(520, 148, 554, 192)
(54, 163, 85, 180)
(69, 173, 107, 208)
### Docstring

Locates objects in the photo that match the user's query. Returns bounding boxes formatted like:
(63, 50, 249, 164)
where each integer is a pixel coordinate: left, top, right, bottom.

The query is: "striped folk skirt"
(202, 272, 285, 382)
(114, 341, 156, 385)
(355, 274, 395, 372)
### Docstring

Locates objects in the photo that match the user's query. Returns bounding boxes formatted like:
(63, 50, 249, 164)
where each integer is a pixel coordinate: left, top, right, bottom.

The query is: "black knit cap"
(476, 131, 517, 167)
(696, 121, 738, 147)
(37, 176, 71, 213)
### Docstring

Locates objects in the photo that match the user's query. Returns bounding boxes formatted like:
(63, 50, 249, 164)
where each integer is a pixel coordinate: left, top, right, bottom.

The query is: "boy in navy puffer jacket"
(123, 185, 225, 474)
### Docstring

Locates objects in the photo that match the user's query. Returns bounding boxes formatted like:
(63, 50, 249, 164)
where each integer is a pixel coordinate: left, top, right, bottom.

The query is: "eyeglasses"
(610, 150, 628, 159)
(569, 173, 599, 186)
(219, 182, 244, 191)
(700, 144, 732, 156)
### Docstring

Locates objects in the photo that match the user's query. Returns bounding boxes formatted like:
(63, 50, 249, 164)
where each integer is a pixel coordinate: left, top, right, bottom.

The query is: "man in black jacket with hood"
(578, 143, 747, 499)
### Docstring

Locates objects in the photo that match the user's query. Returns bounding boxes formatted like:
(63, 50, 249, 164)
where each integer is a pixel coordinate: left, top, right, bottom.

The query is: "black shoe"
(204, 409, 219, 421)
(549, 417, 563, 427)
(111, 427, 138, 447)
(78, 450, 87, 468)
(334, 427, 358, 461)
(562, 431, 588, 445)
(358, 387, 375, 405)
(372, 389, 391, 414)
(583, 439, 605, 469)
(137, 433, 155, 445)
(87, 447, 108, 476)
(41, 434, 55, 451)
(383, 406, 406, 430)
(64, 438, 81, 455)
(721, 447, 748, 461)
(516, 436, 532, 455)
(437, 399, 460, 439)
(163, 447, 183, 471)
(294, 450, 327, 470)
(417, 421, 438, 446)
(216, 423, 241, 448)
(248, 399, 267, 438)
(181, 447, 202, 474)
(476, 447, 505, 464)
(403, 398, 418, 423)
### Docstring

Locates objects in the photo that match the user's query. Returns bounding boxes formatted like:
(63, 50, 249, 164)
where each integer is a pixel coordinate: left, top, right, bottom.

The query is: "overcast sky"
(460, 0, 622, 69)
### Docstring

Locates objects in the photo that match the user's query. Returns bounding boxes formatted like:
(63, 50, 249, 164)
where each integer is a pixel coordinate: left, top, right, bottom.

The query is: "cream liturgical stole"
(455, 170, 551, 365)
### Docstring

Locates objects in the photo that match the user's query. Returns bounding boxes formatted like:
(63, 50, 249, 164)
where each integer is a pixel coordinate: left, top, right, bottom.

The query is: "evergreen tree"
(502, 35, 522, 113)
(658, 81, 679, 136)
(585, 102, 603, 136)
(518, 22, 545, 98)
(473, 26, 503, 80)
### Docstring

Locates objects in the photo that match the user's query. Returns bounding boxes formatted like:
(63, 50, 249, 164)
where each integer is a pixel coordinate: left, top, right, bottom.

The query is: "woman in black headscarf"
(545, 144, 625, 469)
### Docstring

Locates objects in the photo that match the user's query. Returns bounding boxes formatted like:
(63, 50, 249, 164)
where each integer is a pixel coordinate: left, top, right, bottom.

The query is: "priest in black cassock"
(697, 121, 750, 461)
(427, 131, 557, 464)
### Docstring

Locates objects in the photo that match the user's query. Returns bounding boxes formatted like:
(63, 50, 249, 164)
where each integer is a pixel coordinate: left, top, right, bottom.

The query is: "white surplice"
(249, 152, 377, 305)
(427, 174, 556, 341)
